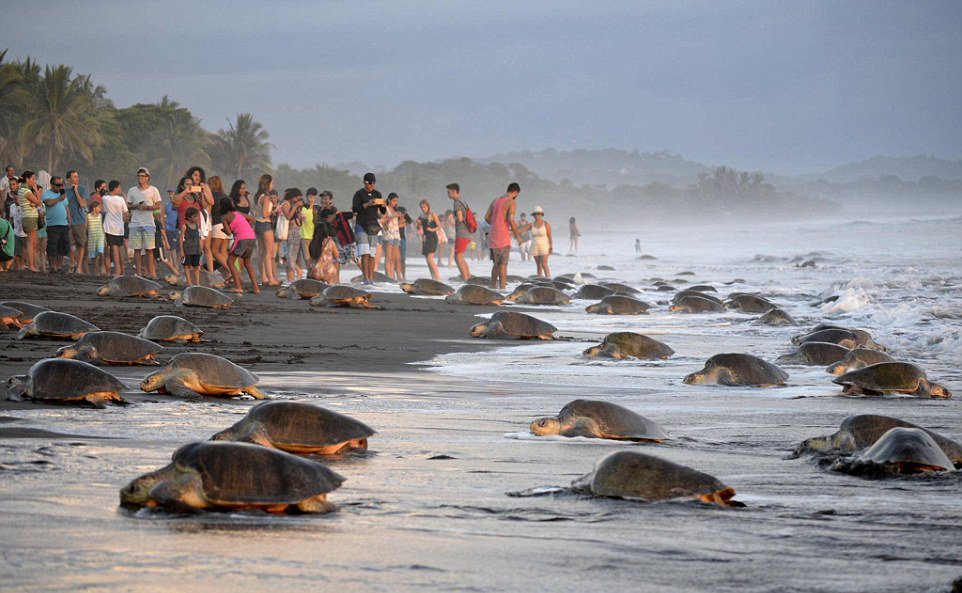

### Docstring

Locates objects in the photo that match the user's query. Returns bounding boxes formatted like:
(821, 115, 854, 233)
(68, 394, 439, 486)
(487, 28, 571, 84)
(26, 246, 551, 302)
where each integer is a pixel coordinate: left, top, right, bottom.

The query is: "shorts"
(337, 242, 355, 265)
(106, 233, 125, 248)
(384, 238, 400, 247)
(232, 238, 255, 258)
(21, 217, 38, 233)
(15, 235, 27, 256)
(254, 221, 272, 235)
(455, 237, 470, 255)
(355, 225, 380, 257)
(46, 226, 70, 257)
(490, 246, 510, 267)
(182, 254, 201, 267)
(129, 225, 155, 251)
(70, 223, 87, 247)
(286, 235, 302, 269)
(210, 222, 228, 240)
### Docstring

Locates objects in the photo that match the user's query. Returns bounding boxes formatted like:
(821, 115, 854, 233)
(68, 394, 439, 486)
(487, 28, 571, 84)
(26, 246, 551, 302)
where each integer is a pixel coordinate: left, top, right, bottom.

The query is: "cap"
(166, 188, 176, 193)
(363, 172, 376, 184)
(136, 167, 150, 176)
(532, 205, 545, 215)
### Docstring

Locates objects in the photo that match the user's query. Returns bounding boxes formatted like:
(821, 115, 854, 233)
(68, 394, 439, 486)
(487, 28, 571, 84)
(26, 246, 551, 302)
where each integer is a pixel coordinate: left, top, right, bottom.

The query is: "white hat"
(532, 205, 545, 215)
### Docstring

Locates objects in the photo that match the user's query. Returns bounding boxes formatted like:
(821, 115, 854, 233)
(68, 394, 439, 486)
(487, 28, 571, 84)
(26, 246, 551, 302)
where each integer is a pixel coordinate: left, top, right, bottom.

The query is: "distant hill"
(478, 148, 712, 189)
(816, 155, 962, 183)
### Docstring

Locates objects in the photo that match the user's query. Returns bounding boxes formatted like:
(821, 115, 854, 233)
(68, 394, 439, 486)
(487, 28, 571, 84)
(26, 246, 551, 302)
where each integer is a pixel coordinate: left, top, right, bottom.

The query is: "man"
(447, 183, 473, 281)
(64, 170, 88, 274)
(351, 172, 385, 285)
(126, 167, 161, 278)
(102, 180, 128, 277)
(42, 176, 71, 272)
(0, 166, 16, 197)
(484, 182, 522, 290)
(300, 188, 318, 269)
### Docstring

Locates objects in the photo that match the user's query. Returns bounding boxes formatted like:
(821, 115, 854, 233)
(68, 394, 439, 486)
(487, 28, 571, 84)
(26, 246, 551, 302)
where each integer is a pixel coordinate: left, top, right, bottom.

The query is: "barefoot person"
(569, 216, 581, 253)
(519, 205, 553, 278)
(352, 172, 385, 285)
(64, 170, 87, 274)
(447, 183, 473, 281)
(484, 183, 522, 290)
(416, 199, 442, 281)
(102, 181, 129, 277)
(220, 197, 259, 294)
(179, 207, 202, 286)
(18, 171, 43, 272)
(127, 167, 161, 278)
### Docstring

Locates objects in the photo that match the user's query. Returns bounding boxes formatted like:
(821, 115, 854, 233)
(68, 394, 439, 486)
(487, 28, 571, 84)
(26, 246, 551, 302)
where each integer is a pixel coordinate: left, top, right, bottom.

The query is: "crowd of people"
(1, 165, 583, 289)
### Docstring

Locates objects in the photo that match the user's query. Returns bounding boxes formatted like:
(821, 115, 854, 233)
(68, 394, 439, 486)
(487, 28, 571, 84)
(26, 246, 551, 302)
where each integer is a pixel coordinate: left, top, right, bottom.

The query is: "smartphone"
(189, 186, 202, 193)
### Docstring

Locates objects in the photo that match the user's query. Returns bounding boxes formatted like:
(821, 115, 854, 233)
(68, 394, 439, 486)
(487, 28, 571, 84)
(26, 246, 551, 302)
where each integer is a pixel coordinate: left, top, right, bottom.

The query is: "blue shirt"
(42, 190, 69, 226)
(66, 184, 87, 223)
(164, 200, 179, 231)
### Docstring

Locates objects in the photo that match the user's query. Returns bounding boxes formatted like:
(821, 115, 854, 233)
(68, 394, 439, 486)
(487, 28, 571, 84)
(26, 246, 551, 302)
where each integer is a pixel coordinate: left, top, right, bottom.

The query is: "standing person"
(6, 178, 25, 271)
(416, 199, 442, 281)
(518, 205, 553, 278)
(299, 188, 317, 270)
(64, 170, 88, 274)
(220, 197, 258, 294)
(0, 166, 16, 197)
(518, 213, 532, 261)
(443, 209, 456, 268)
(207, 176, 231, 277)
(163, 187, 181, 275)
(447, 183, 473, 281)
(17, 171, 43, 272)
(253, 174, 279, 286)
(484, 183, 522, 290)
(88, 179, 106, 208)
(102, 181, 129, 277)
(569, 217, 581, 253)
(42, 176, 71, 272)
(381, 192, 402, 280)
(308, 207, 340, 284)
(396, 205, 412, 280)
(179, 207, 202, 286)
(185, 166, 214, 274)
(281, 188, 304, 283)
(126, 167, 161, 278)
(351, 172, 385, 285)
(86, 200, 107, 276)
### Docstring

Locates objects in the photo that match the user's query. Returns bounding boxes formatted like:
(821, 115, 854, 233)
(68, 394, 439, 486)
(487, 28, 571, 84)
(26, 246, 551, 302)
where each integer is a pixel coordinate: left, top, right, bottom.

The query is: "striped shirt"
(18, 187, 38, 218)
(87, 212, 105, 244)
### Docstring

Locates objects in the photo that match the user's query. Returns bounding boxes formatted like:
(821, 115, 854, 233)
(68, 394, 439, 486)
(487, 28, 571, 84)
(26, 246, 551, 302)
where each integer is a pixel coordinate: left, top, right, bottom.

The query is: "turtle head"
(168, 291, 181, 302)
(583, 344, 604, 358)
(398, 282, 413, 294)
(140, 370, 167, 393)
(667, 304, 683, 313)
(164, 274, 179, 286)
(921, 380, 952, 399)
(5, 375, 28, 401)
(119, 466, 172, 508)
(585, 303, 601, 314)
(825, 360, 849, 375)
(56, 345, 80, 359)
(209, 426, 236, 442)
(530, 416, 562, 436)
(793, 431, 856, 458)
(96, 286, 111, 297)
(275, 288, 289, 299)
(469, 322, 488, 338)
(682, 371, 705, 385)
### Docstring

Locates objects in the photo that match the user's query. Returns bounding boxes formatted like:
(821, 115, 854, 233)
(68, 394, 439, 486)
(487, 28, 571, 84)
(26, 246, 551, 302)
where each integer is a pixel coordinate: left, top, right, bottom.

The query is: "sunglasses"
(53, 183, 64, 188)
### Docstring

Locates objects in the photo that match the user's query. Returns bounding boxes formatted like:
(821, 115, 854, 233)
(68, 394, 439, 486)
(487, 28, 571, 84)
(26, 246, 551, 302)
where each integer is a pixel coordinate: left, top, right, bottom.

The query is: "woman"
(229, 179, 252, 221)
(185, 166, 215, 274)
(568, 216, 580, 253)
(519, 206, 553, 278)
(308, 207, 340, 284)
(219, 197, 259, 294)
(18, 171, 43, 272)
(252, 174, 279, 286)
(280, 188, 304, 283)
(207, 176, 231, 279)
(380, 192, 402, 280)
(416, 199, 442, 281)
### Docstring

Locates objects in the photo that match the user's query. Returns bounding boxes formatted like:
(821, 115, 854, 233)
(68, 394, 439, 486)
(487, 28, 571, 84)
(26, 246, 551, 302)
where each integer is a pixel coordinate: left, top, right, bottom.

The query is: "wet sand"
(1, 270, 961, 593)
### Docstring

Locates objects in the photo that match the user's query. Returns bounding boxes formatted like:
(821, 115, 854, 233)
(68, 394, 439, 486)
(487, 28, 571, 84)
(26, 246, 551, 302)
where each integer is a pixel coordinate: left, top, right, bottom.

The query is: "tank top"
(255, 194, 273, 222)
(182, 223, 201, 255)
(488, 196, 511, 249)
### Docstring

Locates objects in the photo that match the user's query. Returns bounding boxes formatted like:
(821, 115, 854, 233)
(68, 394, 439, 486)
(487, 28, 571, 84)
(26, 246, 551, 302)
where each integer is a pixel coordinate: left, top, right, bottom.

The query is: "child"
(86, 201, 107, 276)
(179, 207, 202, 286)
(219, 197, 259, 294)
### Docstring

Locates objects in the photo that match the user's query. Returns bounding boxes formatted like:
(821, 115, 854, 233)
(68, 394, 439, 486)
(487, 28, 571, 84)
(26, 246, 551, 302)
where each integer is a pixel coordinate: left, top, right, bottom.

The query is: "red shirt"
(176, 196, 202, 228)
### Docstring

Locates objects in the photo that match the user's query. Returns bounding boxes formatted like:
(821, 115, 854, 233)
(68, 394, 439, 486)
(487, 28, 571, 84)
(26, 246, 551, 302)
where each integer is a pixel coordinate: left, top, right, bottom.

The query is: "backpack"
(334, 211, 355, 246)
(460, 199, 478, 233)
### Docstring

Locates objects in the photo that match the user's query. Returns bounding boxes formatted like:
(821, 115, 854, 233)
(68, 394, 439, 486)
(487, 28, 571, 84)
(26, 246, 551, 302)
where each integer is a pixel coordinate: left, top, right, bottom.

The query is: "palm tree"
(0, 50, 30, 162)
(148, 110, 210, 188)
(17, 64, 104, 171)
(211, 113, 273, 181)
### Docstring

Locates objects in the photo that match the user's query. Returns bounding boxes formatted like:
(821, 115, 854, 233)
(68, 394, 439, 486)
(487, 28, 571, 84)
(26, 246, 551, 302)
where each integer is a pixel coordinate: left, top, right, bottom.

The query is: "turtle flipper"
(561, 418, 602, 439)
(245, 386, 267, 399)
(295, 494, 336, 514)
(148, 471, 207, 512)
(6, 381, 27, 401)
(166, 379, 203, 400)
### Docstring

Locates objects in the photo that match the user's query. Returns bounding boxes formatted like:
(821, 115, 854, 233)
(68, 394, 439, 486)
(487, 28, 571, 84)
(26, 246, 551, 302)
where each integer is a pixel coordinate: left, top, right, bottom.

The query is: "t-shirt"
(299, 206, 315, 240)
(102, 194, 128, 236)
(42, 190, 69, 226)
(127, 185, 161, 228)
(453, 198, 472, 239)
(9, 202, 24, 237)
(0, 218, 13, 259)
(66, 184, 87, 223)
(352, 188, 385, 233)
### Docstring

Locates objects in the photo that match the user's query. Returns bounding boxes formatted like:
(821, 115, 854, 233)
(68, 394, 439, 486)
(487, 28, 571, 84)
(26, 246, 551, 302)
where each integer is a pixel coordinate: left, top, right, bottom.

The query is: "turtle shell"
(779, 341, 850, 365)
(1, 301, 50, 323)
(289, 279, 330, 299)
(411, 278, 455, 296)
(587, 295, 650, 314)
(0, 305, 24, 327)
(596, 332, 674, 360)
(104, 275, 161, 296)
(139, 315, 203, 342)
(446, 284, 502, 305)
(349, 271, 392, 284)
(860, 427, 953, 471)
(725, 294, 774, 313)
(671, 295, 724, 313)
(485, 311, 555, 338)
(687, 353, 788, 386)
(574, 284, 616, 300)
(173, 441, 344, 505)
(215, 401, 375, 449)
(686, 284, 717, 292)
(599, 282, 641, 295)
(573, 451, 736, 504)
(17, 311, 99, 339)
(833, 362, 930, 394)
(794, 328, 859, 349)
(464, 276, 493, 287)
(59, 331, 163, 364)
(826, 348, 894, 375)
(18, 358, 126, 400)
(181, 286, 234, 308)
(826, 415, 962, 464)
(672, 290, 723, 305)
(520, 286, 570, 305)
(166, 352, 259, 389)
(558, 399, 668, 440)
(757, 308, 797, 326)
(323, 285, 371, 302)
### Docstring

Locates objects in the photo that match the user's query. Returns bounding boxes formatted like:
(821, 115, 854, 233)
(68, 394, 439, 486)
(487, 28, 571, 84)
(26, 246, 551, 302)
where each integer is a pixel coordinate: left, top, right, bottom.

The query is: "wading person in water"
(352, 172, 385, 285)
(484, 182, 522, 289)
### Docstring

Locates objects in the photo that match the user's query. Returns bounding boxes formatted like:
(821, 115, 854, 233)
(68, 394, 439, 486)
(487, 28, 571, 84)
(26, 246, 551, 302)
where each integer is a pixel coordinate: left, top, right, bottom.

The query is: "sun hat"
(532, 205, 545, 215)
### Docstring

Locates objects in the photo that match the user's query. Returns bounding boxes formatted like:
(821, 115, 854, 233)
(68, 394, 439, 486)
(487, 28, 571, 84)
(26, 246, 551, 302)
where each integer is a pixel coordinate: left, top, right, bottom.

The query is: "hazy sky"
(6, 0, 962, 174)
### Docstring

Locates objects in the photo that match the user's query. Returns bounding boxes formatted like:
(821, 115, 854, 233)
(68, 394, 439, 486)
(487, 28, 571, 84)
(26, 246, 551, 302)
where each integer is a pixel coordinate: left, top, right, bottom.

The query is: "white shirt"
(0, 176, 12, 196)
(102, 194, 129, 236)
(9, 202, 25, 238)
(126, 185, 161, 228)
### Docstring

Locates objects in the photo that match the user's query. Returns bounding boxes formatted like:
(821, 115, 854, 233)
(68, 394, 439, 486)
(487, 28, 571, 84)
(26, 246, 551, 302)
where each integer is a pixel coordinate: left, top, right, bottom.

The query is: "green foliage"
(210, 113, 273, 181)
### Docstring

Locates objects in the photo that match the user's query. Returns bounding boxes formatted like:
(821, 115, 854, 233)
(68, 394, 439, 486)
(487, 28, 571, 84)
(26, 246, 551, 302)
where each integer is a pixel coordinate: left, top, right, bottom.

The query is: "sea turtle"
(583, 332, 674, 360)
(669, 294, 724, 313)
(399, 278, 455, 296)
(16, 311, 99, 341)
(97, 275, 163, 298)
(309, 285, 374, 308)
(677, 271, 696, 276)
(516, 286, 571, 306)
(570, 451, 742, 507)
(119, 441, 344, 514)
(792, 414, 962, 466)
(505, 283, 539, 302)
(597, 265, 616, 271)
(138, 315, 204, 343)
(6, 358, 127, 406)
(530, 399, 668, 441)
(586, 295, 650, 315)
(140, 352, 265, 399)
(686, 284, 717, 293)
(445, 284, 503, 306)
(756, 308, 797, 326)
(826, 348, 895, 375)
(469, 311, 556, 340)
(505, 274, 526, 283)
(349, 271, 393, 284)
(176, 286, 234, 309)
(0, 305, 24, 328)
(1, 301, 49, 325)
(832, 428, 956, 475)
(684, 353, 788, 387)
(672, 290, 723, 305)
(833, 362, 950, 398)
(164, 269, 227, 289)
(464, 276, 493, 288)
(725, 294, 775, 313)
(599, 282, 641, 295)
(793, 326, 886, 351)
(655, 285, 675, 292)
(56, 331, 163, 365)
(277, 278, 330, 300)
(211, 401, 376, 454)
(776, 341, 850, 366)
